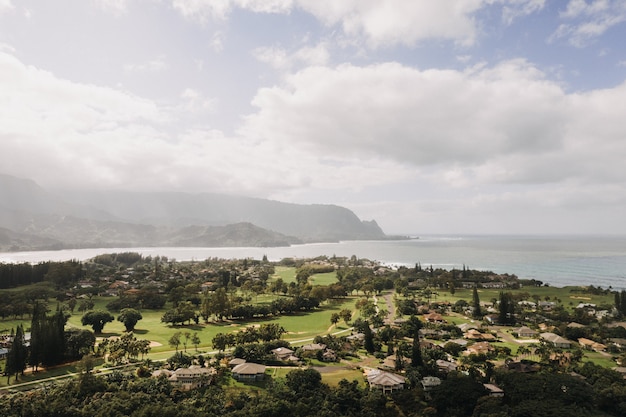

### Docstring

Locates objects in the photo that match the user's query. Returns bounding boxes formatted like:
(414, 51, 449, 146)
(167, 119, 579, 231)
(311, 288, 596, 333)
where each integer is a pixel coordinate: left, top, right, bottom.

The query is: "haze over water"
(1, 235, 625, 290)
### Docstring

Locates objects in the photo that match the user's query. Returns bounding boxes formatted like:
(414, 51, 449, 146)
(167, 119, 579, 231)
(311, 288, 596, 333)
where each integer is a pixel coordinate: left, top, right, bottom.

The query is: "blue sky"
(1, 0, 626, 235)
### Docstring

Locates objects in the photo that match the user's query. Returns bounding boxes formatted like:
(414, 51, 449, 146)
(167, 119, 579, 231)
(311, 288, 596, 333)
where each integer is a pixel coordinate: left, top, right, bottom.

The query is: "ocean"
(1, 235, 625, 289)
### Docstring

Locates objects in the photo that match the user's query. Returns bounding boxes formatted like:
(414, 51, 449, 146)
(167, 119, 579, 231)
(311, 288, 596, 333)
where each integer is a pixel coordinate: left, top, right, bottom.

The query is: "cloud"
(171, 0, 293, 21)
(95, 0, 129, 14)
(241, 59, 626, 194)
(501, 0, 546, 25)
(0, 50, 410, 196)
(253, 43, 329, 70)
(0, 0, 13, 14)
(123, 55, 169, 73)
(242, 59, 566, 168)
(171, 1, 547, 48)
(552, 0, 626, 47)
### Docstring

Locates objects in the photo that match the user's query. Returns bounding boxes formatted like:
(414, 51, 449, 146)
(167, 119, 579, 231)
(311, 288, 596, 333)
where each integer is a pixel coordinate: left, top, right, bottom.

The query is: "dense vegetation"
(1, 253, 625, 416)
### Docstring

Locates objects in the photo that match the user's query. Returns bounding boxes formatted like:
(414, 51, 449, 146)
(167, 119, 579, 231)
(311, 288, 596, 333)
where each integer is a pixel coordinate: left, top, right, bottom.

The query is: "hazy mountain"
(0, 174, 389, 251)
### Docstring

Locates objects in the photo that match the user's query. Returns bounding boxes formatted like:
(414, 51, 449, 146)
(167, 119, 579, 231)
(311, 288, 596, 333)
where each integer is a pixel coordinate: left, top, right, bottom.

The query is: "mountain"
(0, 174, 389, 251)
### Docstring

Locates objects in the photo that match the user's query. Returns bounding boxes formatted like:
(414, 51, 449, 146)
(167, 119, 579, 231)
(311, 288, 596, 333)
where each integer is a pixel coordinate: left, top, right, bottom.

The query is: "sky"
(1, 0, 626, 236)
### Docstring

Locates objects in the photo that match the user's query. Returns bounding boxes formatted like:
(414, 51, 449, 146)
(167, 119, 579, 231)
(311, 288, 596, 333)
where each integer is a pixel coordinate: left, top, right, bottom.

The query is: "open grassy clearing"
(308, 272, 338, 286)
(405, 285, 614, 311)
(270, 266, 297, 284)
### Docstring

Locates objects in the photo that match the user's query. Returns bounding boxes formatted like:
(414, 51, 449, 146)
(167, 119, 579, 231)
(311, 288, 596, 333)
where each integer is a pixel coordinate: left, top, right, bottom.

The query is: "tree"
(117, 308, 142, 332)
(339, 308, 352, 325)
(472, 286, 482, 318)
(29, 301, 47, 372)
(330, 312, 340, 327)
(498, 292, 515, 325)
(169, 331, 182, 352)
(5, 325, 27, 383)
(81, 310, 114, 334)
(191, 332, 201, 352)
(363, 321, 376, 354)
(65, 328, 96, 360)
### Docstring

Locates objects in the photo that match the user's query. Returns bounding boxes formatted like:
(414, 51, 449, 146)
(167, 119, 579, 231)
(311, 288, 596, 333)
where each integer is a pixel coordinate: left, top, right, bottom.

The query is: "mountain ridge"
(0, 173, 392, 251)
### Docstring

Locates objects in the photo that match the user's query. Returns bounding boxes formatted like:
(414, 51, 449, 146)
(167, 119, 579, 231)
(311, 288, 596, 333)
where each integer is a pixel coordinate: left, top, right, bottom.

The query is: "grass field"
(413, 285, 615, 311)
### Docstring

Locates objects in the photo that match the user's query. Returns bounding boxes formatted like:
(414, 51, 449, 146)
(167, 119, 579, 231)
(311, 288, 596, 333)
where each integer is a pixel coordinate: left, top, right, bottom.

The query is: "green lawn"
(271, 266, 297, 284)
(308, 272, 338, 286)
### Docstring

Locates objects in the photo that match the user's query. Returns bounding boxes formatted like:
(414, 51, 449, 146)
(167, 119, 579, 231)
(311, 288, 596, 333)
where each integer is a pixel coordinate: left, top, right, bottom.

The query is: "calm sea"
(1, 235, 625, 289)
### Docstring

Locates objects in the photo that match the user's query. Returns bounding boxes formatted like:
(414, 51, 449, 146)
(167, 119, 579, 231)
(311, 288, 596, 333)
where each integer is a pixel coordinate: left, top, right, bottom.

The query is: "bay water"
(1, 235, 625, 289)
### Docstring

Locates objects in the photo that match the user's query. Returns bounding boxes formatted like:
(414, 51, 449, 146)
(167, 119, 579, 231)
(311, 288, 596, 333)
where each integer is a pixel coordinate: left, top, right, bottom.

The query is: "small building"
(228, 358, 247, 368)
(515, 326, 538, 338)
(424, 312, 445, 323)
(420, 376, 442, 392)
(457, 323, 478, 333)
(540, 332, 572, 349)
(367, 370, 406, 394)
(301, 343, 326, 352)
(232, 362, 266, 381)
(0, 348, 8, 359)
(271, 347, 298, 362)
(168, 366, 215, 389)
(436, 359, 457, 373)
(465, 341, 494, 356)
(578, 338, 607, 352)
(538, 301, 556, 311)
(484, 383, 504, 397)
(321, 349, 338, 362)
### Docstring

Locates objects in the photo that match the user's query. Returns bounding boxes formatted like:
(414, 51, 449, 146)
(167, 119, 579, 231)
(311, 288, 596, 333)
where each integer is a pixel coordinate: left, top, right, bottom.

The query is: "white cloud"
(171, 0, 293, 22)
(242, 60, 566, 168)
(210, 31, 225, 52)
(171, 0, 546, 48)
(253, 43, 329, 70)
(124, 55, 168, 73)
(241, 59, 626, 196)
(0, 50, 406, 196)
(179, 88, 216, 113)
(502, 0, 546, 25)
(0, 0, 13, 14)
(552, 0, 626, 46)
(0, 42, 15, 53)
(95, 0, 129, 14)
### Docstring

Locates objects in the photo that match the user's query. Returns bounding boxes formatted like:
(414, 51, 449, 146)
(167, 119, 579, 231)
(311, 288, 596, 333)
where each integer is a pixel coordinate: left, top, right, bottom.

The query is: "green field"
(413, 285, 615, 311)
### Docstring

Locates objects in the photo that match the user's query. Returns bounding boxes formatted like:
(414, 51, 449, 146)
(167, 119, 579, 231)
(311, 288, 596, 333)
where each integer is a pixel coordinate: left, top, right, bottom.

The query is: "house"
(538, 301, 556, 311)
(465, 342, 494, 356)
(167, 366, 215, 389)
(301, 343, 326, 352)
(507, 361, 541, 373)
(420, 376, 442, 392)
(609, 338, 626, 349)
(540, 332, 572, 349)
(515, 326, 538, 338)
(424, 312, 445, 323)
(578, 338, 607, 352)
(321, 349, 338, 362)
(232, 362, 266, 381)
(0, 348, 8, 359)
(436, 359, 457, 373)
(484, 383, 504, 397)
(271, 347, 297, 361)
(447, 338, 468, 347)
(457, 323, 478, 333)
(465, 329, 495, 341)
(518, 300, 536, 309)
(366, 370, 406, 394)
(228, 358, 247, 367)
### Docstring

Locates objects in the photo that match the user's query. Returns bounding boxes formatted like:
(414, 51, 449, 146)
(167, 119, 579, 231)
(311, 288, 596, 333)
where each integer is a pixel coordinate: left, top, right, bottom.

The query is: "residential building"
(232, 362, 266, 381)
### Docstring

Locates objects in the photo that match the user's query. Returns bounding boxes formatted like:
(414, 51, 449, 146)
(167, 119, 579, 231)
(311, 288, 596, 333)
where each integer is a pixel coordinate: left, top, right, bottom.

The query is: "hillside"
(0, 174, 388, 251)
